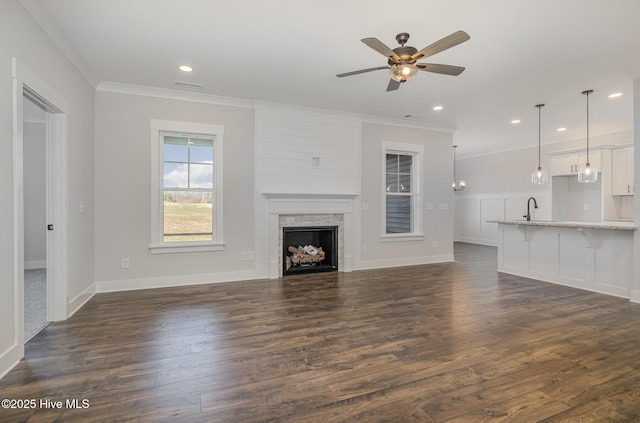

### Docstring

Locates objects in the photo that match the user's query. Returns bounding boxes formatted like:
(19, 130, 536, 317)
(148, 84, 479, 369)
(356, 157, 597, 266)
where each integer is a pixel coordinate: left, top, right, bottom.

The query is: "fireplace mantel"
(263, 192, 358, 197)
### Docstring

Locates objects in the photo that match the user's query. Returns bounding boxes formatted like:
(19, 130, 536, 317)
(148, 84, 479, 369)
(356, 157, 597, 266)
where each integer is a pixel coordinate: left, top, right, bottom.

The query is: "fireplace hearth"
(282, 226, 338, 276)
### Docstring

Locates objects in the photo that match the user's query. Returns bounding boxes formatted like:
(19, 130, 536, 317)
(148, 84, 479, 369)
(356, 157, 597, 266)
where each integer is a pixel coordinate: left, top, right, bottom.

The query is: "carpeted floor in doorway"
(24, 268, 47, 340)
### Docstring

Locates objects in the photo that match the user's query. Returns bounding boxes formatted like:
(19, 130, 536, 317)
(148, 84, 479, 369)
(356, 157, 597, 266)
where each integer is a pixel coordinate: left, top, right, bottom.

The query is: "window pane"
(164, 139, 188, 162)
(386, 154, 398, 173)
(398, 154, 412, 173)
(189, 163, 213, 188)
(386, 195, 412, 233)
(164, 163, 188, 188)
(163, 190, 213, 242)
(386, 173, 398, 192)
(398, 174, 411, 192)
(190, 138, 213, 164)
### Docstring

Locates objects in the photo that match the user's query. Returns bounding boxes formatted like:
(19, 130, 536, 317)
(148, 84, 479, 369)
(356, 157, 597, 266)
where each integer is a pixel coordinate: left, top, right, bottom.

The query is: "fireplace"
(282, 226, 338, 276)
(262, 193, 354, 279)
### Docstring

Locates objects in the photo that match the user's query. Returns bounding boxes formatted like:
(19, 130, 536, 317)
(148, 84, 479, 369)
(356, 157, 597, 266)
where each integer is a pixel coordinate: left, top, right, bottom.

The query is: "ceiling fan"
(337, 30, 470, 91)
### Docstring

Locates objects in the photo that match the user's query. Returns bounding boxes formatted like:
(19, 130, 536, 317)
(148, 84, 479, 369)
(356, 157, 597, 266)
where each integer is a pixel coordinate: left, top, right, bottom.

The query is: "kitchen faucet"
(524, 197, 538, 221)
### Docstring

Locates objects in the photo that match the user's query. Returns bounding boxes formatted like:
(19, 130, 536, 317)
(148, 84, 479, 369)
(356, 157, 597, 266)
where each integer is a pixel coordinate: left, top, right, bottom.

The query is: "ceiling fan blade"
(386, 79, 401, 92)
(337, 66, 389, 78)
(411, 30, 470, 61)
(417, 63, 466, 76)
(361, 37, 401, 63)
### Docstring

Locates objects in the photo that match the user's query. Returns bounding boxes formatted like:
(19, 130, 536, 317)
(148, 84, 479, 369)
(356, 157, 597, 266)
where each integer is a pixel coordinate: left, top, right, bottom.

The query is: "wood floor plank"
(2, 242, 640, 422)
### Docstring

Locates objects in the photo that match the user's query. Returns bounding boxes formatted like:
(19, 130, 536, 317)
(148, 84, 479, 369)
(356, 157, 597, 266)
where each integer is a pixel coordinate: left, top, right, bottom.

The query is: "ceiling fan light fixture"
(390, 64, 418, 82)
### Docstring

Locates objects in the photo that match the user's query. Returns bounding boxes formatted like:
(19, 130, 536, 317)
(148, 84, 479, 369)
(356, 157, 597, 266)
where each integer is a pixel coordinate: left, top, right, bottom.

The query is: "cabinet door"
(576, 149, 601, 172)
(629, 148, 635, 194)
(550, 154, 575, 176)
(612, 147, 633, 195)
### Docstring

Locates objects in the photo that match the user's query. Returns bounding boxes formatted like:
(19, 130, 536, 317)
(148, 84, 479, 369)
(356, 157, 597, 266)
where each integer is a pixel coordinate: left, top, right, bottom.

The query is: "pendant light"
(452, 145, 466, 191)
(578, 89, 598, 183)
(531, 103, 547, 184)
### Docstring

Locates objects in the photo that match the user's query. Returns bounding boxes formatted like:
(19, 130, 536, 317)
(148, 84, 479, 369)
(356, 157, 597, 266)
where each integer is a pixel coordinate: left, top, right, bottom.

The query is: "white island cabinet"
(488, 220, 636, 299)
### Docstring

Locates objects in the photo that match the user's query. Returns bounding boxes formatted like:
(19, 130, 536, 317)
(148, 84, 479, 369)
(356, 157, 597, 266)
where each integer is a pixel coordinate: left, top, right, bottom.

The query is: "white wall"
(94, 89, 256, 291)
(254, 103, 361, 195)
(360, 122, 454, 268)
(454, 131, 633, 246)
(1, 0, 95, 378)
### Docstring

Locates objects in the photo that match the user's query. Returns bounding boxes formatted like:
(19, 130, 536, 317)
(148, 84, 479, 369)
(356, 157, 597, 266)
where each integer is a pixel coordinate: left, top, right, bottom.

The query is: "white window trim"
(380, 141, 424, 242)
(149, 119, 224, 254)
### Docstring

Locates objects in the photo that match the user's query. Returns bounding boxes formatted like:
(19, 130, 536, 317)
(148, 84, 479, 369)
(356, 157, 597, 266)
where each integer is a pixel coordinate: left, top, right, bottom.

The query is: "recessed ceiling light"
(433, 106, 443, 111)
(511, 119, 521, 124)
(178, 65, 194, 72)
(608, 92, 622, 98)
(557, 127, 567, 132)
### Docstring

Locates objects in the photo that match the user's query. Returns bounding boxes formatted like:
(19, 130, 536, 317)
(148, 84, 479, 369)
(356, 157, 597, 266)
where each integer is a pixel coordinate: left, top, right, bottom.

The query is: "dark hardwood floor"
(2, 242, 640, 422)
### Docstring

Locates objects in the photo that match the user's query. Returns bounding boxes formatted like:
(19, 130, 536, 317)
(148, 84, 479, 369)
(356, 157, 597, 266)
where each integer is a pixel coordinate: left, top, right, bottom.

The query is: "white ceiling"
(21, 0, 640, 158)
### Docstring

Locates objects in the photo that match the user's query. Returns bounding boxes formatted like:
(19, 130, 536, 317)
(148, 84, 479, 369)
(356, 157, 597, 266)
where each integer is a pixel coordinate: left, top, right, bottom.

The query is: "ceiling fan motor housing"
(389, 46, 418, 65)
(390, 33, 418, 65)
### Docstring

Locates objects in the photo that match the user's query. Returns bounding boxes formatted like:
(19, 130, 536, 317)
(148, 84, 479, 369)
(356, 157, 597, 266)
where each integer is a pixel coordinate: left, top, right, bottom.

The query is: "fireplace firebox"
(282, 226, 338, 276)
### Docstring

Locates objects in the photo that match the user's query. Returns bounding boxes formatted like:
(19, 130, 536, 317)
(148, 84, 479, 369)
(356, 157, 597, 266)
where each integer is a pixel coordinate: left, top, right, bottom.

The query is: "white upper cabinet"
(612, 147, 634, 195)
(550, 149, 601, 176)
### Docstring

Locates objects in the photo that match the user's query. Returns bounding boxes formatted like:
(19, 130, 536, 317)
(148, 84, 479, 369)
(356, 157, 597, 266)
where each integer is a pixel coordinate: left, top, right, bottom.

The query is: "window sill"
(380, 233, 425, 242)
(149, 242, 225, 254)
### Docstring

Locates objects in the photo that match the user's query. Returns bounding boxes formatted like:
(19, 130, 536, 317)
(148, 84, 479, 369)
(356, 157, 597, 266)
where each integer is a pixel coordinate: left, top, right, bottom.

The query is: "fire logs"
(286, 245, 325, 270)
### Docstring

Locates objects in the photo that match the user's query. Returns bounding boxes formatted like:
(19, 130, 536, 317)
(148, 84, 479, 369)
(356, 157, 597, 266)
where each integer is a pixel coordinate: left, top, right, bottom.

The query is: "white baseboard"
(358, 254, 454, 271)
(96, 269, 259, 293)
(68, 283, 96, 318)
(630, 290, 640, 303)
(0, 343, 23, 381)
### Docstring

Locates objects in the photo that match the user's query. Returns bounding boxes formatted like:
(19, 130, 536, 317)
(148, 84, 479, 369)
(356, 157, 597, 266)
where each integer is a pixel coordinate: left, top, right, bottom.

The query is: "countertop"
(487, 220, 637, 230)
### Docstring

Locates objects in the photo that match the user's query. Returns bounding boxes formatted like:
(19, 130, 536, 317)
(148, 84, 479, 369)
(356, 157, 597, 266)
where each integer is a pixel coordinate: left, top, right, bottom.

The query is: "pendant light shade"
(531, 103, 547, 185)
(452, 145, 466, 191)
(578, 89, 598, 183)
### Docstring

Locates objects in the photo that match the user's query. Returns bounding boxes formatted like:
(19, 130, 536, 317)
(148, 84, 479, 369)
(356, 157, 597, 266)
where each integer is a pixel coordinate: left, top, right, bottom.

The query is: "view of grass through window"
(163, 133, 215, 243)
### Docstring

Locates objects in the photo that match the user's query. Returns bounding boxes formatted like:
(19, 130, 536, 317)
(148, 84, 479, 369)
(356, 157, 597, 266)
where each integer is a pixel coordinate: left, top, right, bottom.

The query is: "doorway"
(22, 96, 48, 341)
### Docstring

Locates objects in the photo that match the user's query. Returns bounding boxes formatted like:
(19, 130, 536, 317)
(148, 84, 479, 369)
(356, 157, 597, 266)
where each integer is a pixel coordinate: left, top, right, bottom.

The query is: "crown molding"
(96, 81, 254, 109)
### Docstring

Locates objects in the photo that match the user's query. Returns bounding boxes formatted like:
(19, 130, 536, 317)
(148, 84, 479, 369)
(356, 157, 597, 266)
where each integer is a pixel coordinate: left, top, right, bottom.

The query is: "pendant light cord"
(453, 145, 457, 184)
(582, 90, 593, 164)
(536, 104, 543, 168)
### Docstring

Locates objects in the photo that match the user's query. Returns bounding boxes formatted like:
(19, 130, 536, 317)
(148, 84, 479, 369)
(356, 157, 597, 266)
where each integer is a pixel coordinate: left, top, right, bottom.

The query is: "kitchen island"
(488, 219, 636, 299)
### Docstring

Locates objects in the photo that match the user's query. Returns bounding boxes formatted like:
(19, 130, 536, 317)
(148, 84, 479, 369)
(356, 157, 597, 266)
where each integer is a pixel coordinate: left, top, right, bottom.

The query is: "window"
(381, 142, 423, 241)
(150, 119, 224, 253)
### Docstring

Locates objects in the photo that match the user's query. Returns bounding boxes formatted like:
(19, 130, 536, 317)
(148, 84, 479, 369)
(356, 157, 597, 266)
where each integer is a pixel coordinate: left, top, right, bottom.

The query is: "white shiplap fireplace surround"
(254, 103, 362, 280)
(265, 194, 355, 279)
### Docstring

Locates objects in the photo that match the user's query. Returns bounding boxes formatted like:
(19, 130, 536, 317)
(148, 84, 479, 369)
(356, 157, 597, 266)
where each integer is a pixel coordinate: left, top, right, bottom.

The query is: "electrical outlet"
(432, 241, 438, 248)
(584, 203, 589, 210)
(121, 258, 130, 269)
(362, 244, 367, 253)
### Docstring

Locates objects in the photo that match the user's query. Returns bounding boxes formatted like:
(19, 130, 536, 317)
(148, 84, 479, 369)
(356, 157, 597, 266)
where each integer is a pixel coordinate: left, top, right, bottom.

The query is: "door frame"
(12, 57, 68, 349)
